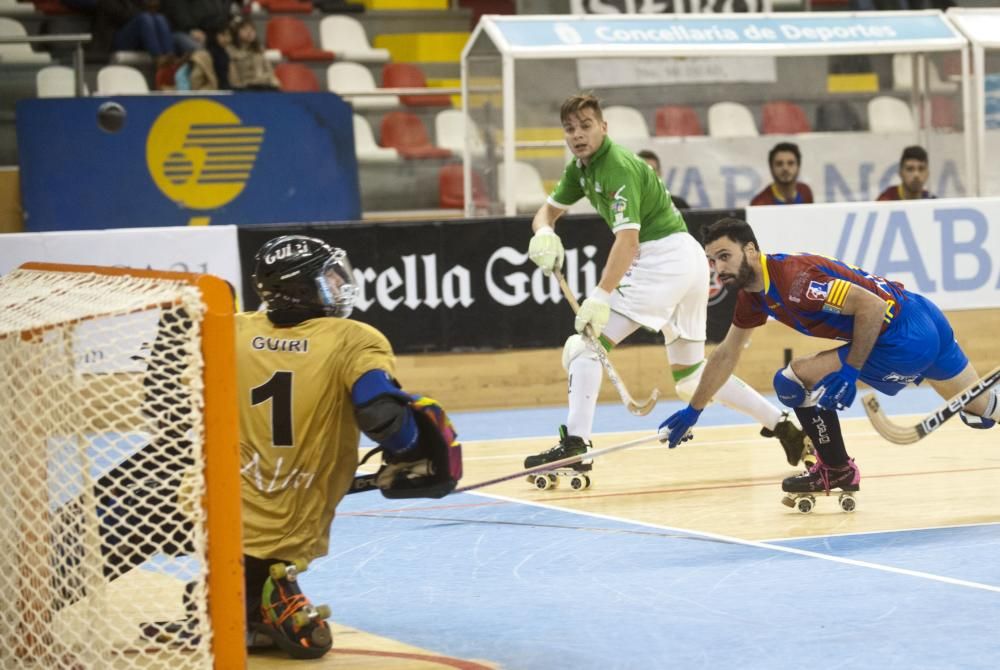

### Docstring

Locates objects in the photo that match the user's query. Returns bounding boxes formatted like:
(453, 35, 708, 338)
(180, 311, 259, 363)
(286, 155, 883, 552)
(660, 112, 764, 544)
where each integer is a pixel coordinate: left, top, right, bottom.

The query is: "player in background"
(877, 145, 936, 201)
(659, 217, 999, 500)
(524, 93, 807, 474)
(237, 235, 461, 658)
(749, 142, 814, 206)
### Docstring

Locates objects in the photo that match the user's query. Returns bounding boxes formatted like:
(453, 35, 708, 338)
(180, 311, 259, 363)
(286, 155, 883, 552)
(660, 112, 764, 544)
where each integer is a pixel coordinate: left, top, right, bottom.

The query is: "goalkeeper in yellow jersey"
(236, 235, 462, 659)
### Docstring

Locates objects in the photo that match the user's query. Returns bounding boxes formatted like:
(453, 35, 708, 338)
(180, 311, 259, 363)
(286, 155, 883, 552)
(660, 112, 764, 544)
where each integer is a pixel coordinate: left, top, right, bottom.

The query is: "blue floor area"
(446, 386, 945, 442)
(315, 493, 1000, 669)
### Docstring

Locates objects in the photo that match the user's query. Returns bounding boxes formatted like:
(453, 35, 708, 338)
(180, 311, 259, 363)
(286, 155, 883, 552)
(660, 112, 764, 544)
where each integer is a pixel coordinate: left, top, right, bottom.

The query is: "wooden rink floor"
(246, 400, 1000, 669)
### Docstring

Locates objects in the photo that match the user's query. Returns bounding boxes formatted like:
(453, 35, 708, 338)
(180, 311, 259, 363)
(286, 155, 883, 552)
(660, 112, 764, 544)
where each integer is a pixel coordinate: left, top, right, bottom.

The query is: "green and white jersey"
(549, 137, 686, 243)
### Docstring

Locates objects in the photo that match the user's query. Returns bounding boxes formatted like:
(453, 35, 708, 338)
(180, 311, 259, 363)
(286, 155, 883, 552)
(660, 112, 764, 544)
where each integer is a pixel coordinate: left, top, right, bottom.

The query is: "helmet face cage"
(315, 249, 357, 318)
(252, 235, 356, 317)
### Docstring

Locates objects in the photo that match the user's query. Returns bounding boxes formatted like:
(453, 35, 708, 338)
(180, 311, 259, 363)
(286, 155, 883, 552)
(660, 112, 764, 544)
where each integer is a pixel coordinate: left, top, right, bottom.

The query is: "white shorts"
(607, 231, 708, 343)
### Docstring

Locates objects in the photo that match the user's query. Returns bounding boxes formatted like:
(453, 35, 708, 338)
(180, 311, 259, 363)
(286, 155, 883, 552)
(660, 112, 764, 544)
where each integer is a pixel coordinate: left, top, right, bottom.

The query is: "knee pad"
(562, 334, 598, 372)
(773, 366, 811, 409)
(665, 338, 705, 368)
(673, 360, 705, 403)
(960, 411, 996, 429)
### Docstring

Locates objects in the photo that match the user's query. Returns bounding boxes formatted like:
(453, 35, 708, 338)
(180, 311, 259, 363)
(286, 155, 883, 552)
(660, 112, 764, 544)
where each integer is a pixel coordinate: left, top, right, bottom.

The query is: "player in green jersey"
(524, 93, 807, 473)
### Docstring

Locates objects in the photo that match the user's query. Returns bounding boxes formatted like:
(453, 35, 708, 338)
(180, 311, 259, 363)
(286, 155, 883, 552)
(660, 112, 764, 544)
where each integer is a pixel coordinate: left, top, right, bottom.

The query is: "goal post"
(0, 262, 244, 669)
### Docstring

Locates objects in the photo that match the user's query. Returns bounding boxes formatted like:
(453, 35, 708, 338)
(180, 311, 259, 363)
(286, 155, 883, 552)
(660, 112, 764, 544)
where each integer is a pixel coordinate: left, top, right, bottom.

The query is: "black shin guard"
(794, 406, 849, 466)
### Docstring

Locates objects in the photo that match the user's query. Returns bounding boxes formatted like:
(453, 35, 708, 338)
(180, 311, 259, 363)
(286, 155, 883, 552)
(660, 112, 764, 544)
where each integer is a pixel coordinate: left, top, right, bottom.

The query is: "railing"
(0, 33, 91, 97)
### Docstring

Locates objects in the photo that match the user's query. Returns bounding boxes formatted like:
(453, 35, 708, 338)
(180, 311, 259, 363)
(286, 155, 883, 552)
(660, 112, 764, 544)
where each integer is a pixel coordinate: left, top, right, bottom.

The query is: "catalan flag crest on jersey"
(822, 278, 851, 314)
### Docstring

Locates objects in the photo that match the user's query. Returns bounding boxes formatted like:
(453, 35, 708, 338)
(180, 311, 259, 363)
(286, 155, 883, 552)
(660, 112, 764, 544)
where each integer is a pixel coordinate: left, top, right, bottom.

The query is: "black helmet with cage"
(252, 235, 357, 322)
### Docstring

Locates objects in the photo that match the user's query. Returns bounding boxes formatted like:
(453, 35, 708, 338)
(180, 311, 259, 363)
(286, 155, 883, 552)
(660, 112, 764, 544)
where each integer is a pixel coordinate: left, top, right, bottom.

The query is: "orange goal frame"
(20, 262, 246, 669)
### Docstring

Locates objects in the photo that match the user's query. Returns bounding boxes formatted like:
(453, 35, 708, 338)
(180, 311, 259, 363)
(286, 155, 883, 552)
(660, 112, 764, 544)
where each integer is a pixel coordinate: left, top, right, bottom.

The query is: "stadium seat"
(266, 16, 335, 62)
(0, 17, 51, 64)
(867, 96, 915, 133)
(761, 101, 811, 135)
(327, 62, 399, 109)
(815, 101, 864, 132)
(602, 105, 650, 139)
(274, 62, 321, 92)
(498, 161, 548, 213)
(892, 54, 958, 94)
(258, 0, 314, 13)
(707, 102, 758, 137)
(353, 114, 400, 162)
(654, 105, 703, 137)
(382, 62, 451, 107)
(438, 162, 488, 209)
(36, 64, 83, 97)
(434, 109, 486, 157)
(319, 15, 390, 63)
(930, 95, 958, 130)
(380, 111, 453, 159)
(96, 64, 149, 94)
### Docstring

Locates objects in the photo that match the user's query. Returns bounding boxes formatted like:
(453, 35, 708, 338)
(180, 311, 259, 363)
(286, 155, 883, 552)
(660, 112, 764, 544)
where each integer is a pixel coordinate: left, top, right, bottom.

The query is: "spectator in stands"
(227, 18, 280, 91)
(637, 149, 691, 210)
(877, 145, 936, 201)
(206, 25, 233, 90)
(750, 142, 814, 206)
(160, 0, 231, 56)
(94, 0, 176, 65)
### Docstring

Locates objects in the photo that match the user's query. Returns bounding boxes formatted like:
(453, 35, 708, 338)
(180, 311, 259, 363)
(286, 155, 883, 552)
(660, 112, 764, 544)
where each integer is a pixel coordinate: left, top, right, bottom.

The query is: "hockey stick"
(454, 432, 662, 493)
(862, 364, 1000, 445)
(554, 270, 659, 416)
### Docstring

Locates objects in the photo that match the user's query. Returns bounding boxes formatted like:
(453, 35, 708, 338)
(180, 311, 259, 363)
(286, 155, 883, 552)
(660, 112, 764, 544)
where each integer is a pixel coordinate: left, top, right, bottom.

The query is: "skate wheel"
(292, 611, 312, 627)
(839, 493, 857, 513)
(315, 604, 331, 620)
(795, 495, 815, 514)
(781, 494, 796, 509)
(570, 475, 585, 490)
(533, 474, 551, 490)
(581, 475, 591, 489)
(269, 563, 288, 580)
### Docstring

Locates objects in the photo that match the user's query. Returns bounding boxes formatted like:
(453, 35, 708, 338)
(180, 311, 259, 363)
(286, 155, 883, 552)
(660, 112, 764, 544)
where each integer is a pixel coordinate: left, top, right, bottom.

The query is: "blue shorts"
(837, 292, 968, 396)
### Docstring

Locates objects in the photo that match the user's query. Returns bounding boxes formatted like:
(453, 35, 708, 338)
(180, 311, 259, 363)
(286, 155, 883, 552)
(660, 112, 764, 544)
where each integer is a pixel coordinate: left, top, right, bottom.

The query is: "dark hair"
(637, 149, 660, 168)
(900, 145, 928, 168)
(768, 142, 801, 167)
(232, 17, 262, 52)
(702, 217, 759, 250)
(560, 93, 603, 125)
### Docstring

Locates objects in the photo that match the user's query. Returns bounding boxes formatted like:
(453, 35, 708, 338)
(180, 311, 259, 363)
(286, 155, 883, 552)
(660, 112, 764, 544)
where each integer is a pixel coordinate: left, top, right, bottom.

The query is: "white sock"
(566, 355, 602, 441)
(985, 389, 1000, 421)
(713, 374, 784, 429)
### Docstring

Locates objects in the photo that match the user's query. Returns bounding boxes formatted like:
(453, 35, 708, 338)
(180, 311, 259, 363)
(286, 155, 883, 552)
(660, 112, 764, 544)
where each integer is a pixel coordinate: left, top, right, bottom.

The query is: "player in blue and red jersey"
(658, 217, 999, 498)
(749, 143, 814, 207)
(877, 145, 935, 201)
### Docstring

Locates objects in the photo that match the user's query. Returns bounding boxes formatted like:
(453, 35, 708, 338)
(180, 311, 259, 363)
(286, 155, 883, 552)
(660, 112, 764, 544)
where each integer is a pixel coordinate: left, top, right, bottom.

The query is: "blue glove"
(658, 405, 703, 449)
(816, 364, 860, 411)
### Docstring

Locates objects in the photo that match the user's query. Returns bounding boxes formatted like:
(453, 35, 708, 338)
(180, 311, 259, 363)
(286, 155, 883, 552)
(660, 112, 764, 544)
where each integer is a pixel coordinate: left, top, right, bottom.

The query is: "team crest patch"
(612, 198, 626, 215)
(806, 280, 829, 301)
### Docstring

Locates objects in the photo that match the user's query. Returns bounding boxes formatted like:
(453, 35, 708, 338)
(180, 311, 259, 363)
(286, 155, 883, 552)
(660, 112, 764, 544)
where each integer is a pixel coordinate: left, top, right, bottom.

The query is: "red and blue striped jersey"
(732, 253, 908, 341)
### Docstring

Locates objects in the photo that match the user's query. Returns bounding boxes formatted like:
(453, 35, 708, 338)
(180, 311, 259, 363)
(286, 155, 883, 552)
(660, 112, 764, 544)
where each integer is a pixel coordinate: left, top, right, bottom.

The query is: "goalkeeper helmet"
(252, 235, 357, 318)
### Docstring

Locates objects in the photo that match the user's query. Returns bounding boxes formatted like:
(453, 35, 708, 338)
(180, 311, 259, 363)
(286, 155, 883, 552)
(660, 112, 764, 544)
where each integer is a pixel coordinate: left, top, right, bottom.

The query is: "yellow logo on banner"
(147, 99, 264, 210)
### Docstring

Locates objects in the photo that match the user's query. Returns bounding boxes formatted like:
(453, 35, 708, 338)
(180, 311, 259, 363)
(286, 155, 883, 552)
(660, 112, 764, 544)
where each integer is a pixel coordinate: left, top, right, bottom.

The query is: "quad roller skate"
(760, 413, 816, 467)
(250, 559, 332, 660)
(524, 425, 593, 491)
(781, 457, 860, 514)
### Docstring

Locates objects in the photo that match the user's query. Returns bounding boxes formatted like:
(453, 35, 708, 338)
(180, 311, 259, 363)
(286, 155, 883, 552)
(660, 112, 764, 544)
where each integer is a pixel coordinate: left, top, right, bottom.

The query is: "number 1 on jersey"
(251, 370, 294, 447)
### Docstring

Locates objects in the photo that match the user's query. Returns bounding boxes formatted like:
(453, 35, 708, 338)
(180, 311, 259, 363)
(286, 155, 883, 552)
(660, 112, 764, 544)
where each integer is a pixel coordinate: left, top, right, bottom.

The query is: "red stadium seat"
(382, 63, 452, 107)
(274, 62, 320, 92)
(380, 111, 453, 159)
(266, 16, 334, 61)
(439, 163, 488, 209)
(761, 101, 812, 135)
(930, 95, 958, 130)
(654, 105, 703, 137)
(258, 0, 314, 13)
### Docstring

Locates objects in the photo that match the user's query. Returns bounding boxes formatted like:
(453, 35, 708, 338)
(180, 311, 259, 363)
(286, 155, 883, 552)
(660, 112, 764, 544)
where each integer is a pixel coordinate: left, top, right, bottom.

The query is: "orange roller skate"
(250, 559, 332, 660)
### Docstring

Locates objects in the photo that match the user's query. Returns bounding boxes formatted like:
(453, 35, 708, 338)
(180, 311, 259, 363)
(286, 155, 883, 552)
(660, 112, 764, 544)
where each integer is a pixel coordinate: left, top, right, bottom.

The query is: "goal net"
(0, 263, 243, 669)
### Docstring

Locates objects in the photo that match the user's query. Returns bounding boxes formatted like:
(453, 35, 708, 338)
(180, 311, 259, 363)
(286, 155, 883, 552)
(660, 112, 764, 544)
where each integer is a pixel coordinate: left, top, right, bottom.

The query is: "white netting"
(0, 268, 213, 669)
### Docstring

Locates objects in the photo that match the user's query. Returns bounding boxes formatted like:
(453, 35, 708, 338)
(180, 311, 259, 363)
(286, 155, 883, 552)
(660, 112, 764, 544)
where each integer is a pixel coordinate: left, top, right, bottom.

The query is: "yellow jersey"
(236, 311, 395, 560)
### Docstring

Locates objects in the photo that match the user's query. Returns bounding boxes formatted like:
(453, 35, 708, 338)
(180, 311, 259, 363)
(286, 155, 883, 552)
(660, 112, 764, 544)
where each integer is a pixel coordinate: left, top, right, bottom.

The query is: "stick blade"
(862, 393, 920, 445)
(628, 388, 660, 416)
